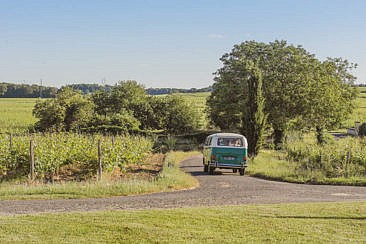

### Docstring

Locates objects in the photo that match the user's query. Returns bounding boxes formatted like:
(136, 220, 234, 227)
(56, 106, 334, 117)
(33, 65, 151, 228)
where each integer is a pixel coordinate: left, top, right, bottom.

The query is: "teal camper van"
(203, 133, 248, 175)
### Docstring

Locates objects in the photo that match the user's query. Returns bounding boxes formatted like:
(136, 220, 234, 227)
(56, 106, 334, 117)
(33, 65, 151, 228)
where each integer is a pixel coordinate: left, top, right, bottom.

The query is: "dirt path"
(1, 155, 366, 215)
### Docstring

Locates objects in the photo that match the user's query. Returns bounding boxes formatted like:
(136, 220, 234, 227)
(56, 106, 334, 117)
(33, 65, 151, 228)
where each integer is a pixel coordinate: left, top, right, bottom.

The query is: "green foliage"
(63, 83, 112, 94)
(241, 62, 267, 156)
(303, 58, 358, 144)
(207, 75, 243, 130)
(163, 135, 177, 152)
(89, 109, 141, 133)
(0, 82, 57, 98)
(358, 123, 366, 137)
(33, 88, 94, 132)
(91, 81, 200, 134)
(161, 95, 200, 134)
(0, 133, 152, 181)
(207, 40, 357, 147)
(286, 137, 366, 179)
(249, 149, 366, 185)
(33, 99, 66, 131)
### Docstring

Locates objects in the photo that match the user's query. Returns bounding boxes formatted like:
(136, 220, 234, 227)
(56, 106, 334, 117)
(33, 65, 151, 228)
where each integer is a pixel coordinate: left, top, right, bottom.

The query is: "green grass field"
(0, 202, 365, 243)
(0, 98, 37, 133)
(342, 87, 366, 128)
(173, 92, 210, 129)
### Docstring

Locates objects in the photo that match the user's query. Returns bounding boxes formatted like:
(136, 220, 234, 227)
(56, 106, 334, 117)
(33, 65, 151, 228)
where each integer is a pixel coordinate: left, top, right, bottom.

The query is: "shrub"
(358, 122, 366, 137)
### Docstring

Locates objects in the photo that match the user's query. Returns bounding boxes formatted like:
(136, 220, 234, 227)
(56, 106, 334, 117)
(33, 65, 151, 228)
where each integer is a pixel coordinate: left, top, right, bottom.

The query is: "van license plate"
(224, 156, 235, 160)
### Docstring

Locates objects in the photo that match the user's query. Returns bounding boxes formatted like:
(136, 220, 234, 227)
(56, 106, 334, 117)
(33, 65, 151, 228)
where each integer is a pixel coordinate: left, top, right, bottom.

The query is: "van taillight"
(211, 155, 216, 161)
(244, 156, 247, 161)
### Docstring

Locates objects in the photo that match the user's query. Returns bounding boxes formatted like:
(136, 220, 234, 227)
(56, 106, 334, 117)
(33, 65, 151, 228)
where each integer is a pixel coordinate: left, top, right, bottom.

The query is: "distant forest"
(0, 83, 58, 98)
(0, 82, 213, 98)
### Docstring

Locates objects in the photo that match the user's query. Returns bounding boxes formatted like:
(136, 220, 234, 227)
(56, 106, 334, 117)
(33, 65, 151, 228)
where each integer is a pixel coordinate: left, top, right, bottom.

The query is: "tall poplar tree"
(241, 62, 267, 156)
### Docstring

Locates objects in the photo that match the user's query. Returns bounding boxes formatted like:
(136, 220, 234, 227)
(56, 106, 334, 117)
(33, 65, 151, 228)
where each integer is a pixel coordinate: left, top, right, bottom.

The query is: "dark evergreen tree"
(241, 63, 267, 156)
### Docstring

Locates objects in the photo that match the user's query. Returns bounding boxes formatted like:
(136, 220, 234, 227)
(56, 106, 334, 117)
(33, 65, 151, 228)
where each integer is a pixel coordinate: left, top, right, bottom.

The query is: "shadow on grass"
(271, 216, 366, 220)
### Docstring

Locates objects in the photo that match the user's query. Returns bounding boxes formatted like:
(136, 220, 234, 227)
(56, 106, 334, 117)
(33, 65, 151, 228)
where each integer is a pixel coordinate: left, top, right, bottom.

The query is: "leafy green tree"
(90, 109, 140, 132)
(302, 58, 358, 144)
(91, 90, 113, 118)
(207, 40, 337, 148)
(33, 99, 66, 131)
(206, 75, 244, 130)
(110, 80, 147, 114)
(156, 95, 200, 134)
(33, 88, 94, 131)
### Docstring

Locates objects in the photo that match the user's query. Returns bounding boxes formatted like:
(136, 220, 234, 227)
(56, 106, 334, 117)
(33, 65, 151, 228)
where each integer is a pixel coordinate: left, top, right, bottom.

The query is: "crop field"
(0, 98, 37, 133)
(0, 133, 152, 182)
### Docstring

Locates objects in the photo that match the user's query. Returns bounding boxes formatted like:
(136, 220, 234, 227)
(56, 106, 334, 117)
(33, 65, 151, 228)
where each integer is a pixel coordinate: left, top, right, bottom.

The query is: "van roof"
(210, 133, 245, 138)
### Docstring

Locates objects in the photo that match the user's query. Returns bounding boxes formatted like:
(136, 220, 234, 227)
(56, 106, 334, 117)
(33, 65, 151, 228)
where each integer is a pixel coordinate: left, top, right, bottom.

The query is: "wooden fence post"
(30, 140, 35, 181)
(98, 139, 102, 181)
(9, 133, 13, 151)
(112, 136, 115, 147)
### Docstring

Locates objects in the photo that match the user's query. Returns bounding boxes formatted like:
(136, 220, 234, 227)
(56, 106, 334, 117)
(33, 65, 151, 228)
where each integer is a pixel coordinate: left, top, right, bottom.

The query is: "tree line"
(146, 87, 212, 95)
(0, 83, 57, 98)
(207, 40, 358, 155)
(0, 82, 213, 97)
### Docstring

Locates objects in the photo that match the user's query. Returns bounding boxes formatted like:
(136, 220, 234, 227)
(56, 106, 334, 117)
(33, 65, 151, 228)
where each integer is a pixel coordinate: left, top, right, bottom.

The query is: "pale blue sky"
(1, 0, 365, 88)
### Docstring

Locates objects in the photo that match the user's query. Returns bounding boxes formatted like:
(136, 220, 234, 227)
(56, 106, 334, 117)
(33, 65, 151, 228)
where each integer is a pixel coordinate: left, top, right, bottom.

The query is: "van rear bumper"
(209, 161, 247, 169)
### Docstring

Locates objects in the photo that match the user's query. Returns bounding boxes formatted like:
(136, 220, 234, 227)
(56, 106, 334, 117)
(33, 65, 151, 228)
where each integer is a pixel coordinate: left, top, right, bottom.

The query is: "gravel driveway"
(1, 155, 366, 215)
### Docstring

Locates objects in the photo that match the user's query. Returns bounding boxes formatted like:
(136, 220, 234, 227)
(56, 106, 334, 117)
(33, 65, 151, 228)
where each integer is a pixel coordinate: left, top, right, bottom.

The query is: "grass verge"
(0, 151, 199, 200)
(248, 150, 366, 185)
(0, 202, 365, 243)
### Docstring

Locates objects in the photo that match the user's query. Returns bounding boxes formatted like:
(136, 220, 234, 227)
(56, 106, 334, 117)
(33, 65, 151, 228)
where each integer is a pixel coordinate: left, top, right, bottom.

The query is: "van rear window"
(217, 138, 243, 147)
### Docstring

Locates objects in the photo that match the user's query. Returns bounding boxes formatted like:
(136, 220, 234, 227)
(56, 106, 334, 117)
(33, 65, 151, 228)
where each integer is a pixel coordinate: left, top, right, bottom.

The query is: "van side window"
(204, 137, 209, 146)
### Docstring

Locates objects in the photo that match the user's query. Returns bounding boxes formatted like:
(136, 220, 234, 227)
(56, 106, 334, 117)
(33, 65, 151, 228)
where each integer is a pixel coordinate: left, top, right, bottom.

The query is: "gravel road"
(1, 155, 366, 215)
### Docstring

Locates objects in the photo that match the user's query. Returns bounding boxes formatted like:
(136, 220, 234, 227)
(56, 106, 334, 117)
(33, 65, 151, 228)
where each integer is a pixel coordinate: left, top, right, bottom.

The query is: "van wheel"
(204, 164, 208, 173)
(232, 169, 238, 173)
(209, 166, 215, 175)
(239, 168, 245, 176)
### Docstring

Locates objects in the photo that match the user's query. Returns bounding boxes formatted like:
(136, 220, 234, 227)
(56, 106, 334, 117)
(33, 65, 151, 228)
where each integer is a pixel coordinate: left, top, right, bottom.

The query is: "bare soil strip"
(0, 155, 365, 215)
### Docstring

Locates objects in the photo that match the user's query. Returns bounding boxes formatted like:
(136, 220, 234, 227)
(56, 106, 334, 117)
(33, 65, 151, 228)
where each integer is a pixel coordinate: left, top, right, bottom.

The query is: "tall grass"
(286, 137, 366, 179)
(249, 135, 366, 185)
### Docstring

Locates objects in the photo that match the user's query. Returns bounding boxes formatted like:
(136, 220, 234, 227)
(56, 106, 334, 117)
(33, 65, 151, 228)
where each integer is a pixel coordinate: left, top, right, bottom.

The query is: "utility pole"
(40, 79, 43, 98)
